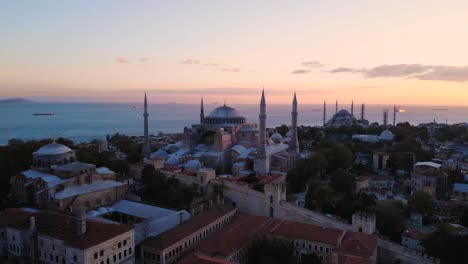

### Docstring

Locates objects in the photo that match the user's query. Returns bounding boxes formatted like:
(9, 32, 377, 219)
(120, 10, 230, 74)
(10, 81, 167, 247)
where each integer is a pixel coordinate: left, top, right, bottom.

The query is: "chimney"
(76, 207, 87, 236)
(29, 216, 36, 231)
(179, 212, 184, 224)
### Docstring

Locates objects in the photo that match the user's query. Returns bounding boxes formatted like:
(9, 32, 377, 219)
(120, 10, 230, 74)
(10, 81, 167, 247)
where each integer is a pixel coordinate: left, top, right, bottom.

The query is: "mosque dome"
(271, 132, 283, 143)
(151, 149, 168, 159)
(379, 129, 395, 141)
(184, 160, 202, 169)
(203, 105, 246, 125)
(336, 109, 351, 117)
(33, 143, 73, 156)
(239, 124, 257, 132)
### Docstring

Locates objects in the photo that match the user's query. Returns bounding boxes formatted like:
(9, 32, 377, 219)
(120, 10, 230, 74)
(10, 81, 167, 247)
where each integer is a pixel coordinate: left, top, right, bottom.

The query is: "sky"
(1, 0, 468, 105)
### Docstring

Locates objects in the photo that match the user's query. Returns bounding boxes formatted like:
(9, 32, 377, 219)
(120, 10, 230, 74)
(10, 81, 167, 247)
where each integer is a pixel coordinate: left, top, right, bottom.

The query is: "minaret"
(393, 105, 397, 126)
(335, 100, 338, 114)
(254, 89, 269, 174)
(200, 97, 205, 123)
(143, 92, 151, 156)
(351, 100, 354, 116)
(323, 100, 326, 127)
(361, 103, 365, 121)
(383, 109, 388, 127)
(289, 92, 299, 154)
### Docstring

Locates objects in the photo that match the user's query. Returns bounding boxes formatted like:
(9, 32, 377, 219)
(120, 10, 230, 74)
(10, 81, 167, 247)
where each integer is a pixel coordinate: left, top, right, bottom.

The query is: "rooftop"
(52, 162, 96, 172)
(33, 143, 73, 156)
(414, 161, 442, 169)
(178, 254, 235, 264)
(140, 205, 237, 250)
(53, 180, 126, 199)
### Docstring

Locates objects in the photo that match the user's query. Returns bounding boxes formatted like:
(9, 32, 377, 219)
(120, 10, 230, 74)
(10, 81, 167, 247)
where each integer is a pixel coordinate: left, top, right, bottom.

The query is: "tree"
(373, 201, 406, 242)
(287, 153, 327, 193)
(421, 223, 454, 261)
(329, 168, 355, 193)
(301, 253, 321, 264)
(461, 208, 468, 228)
(275, 124, 290, 137)
(247, 236, 296, 264)
(408, 191, 435, 222)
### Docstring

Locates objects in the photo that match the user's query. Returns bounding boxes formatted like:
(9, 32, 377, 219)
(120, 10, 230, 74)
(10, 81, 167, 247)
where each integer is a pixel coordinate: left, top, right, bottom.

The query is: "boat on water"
(33, 113, 55, 116)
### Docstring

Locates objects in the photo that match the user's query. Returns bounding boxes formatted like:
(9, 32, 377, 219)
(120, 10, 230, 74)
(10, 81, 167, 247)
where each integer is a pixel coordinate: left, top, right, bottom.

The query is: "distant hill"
(0, 98, 34, 104)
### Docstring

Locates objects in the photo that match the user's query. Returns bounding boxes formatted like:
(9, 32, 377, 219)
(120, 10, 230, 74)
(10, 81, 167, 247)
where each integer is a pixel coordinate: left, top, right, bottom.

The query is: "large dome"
(336, 109, 351, 116)
(203, 105, 246, 125)
(208, 105, 243, 118)
(33, 143, 73, 156)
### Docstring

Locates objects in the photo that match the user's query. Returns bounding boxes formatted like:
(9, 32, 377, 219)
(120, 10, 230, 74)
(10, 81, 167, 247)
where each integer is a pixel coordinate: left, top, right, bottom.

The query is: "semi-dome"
(34, 143, 73, 156)
(379, 129, 395, 141)
(202, 105, 246, 125)
(151, 149, 168, 159)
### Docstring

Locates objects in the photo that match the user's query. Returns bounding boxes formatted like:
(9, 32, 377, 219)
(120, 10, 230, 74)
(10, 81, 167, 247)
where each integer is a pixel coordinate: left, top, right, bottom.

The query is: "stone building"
(11, 142, 129, 212)
(0, 208, 135, 264)
(145, 91, 299, 175)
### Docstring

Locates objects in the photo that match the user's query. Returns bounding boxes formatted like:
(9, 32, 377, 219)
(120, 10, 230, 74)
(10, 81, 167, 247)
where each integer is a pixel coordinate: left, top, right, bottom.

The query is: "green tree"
(373, 201, 406, 242)
(329, 168, 355, 193)
(247, 236, 296, 264)
(421, 222, 454, 260)
(301, 253, 321, 264)
(275, 124, 290, 137)
(408, 191, 435, 222)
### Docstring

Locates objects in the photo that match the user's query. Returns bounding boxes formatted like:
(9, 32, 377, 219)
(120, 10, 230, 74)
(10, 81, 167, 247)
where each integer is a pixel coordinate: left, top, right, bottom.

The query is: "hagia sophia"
(146, 90, 299, 176)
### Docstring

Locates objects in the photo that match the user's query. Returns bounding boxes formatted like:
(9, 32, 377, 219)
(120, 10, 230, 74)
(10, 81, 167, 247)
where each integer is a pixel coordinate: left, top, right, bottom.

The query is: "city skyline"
(1, 1, 468, 105)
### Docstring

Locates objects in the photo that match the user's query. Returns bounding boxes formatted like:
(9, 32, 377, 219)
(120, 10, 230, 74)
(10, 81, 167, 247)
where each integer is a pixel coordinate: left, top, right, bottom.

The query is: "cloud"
(329, 64, 468, 82)
(181, 59, 200, 65)
(291, 69, 310, 74)
(328, 67, 363, 73)
(115, 57, 130, 63)
(301, 61, 325, 67)
(220, 68, 240, 72)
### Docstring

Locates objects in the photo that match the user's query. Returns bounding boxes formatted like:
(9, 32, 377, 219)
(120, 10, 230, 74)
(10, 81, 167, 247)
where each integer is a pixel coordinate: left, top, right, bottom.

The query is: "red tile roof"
(141, 205, 237, 250)
(35, 210, 134, 250)
(337, 232, 378, 258)
(0, 208, 34, 230)
(178, 253, 235, 264)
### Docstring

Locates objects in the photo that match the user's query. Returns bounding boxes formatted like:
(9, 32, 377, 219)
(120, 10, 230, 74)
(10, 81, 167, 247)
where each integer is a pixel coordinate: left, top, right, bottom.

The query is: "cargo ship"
(33, 113, 55, 116)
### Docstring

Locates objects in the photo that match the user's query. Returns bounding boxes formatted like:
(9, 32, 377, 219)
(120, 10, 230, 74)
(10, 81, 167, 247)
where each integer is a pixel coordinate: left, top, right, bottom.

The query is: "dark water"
(1, 102, 467, 145)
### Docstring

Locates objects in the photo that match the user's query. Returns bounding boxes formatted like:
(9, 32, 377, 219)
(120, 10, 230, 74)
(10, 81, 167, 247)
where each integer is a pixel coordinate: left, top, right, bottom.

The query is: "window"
(123, 240, 127, 246)
(52, 244, 55, 251)
(50, 254, 53, 261)
(100, 250, 104, 256)
(106, 258, 110, 264)
(94, 252, 98, 259)
(119, 252, 121, 259)
(113, 255, 116, 262)
(55, 256, 59, 263)
(320, 246, 323, 252)
(74, 255, 77, 262)
(118, 242, 122, 248)
(124, 249, 127, 257)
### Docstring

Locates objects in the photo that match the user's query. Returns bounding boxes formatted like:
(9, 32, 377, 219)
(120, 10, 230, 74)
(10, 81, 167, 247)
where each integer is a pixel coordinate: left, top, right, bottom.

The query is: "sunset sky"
(1, 0, 468, 105)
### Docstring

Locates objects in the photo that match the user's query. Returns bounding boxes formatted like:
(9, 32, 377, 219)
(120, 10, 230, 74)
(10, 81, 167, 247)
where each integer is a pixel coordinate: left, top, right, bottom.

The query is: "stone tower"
(352, 211, 376, 235)
(361, 103, 365, 121)
(254, 89, 270, 174)
(200, 97, 205, 123)
(143, 92, 151, 157)
(289, 92, 299, 154)
(335, 100, 338, 114)
(351, 99, 354, 116)
(393, 105, 397, 126)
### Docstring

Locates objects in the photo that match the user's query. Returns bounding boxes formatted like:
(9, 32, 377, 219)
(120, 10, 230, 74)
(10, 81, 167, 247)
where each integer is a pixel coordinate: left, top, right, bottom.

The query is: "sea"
(1, 102, 467, 145)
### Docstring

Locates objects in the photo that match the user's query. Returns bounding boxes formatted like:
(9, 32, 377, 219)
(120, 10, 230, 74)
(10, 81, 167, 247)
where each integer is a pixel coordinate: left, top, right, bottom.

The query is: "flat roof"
(53, 180, 126, 199)
(140, 205, 237, 250)
(414, 161, 441, 169)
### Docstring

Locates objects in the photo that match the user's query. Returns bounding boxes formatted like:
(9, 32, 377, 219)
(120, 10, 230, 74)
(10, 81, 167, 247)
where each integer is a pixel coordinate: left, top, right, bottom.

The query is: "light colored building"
(140, 205, 237, 264)
(401, 229, 427, 252)
(88, 199, 191, 244)
(0, 208, 135, 264)
(145, 91, 299, 175)
(452, 183, 468, 202)
(411, 161, 448, 199)
(372, 152, 389, 172)
(11, 142, 130, 212)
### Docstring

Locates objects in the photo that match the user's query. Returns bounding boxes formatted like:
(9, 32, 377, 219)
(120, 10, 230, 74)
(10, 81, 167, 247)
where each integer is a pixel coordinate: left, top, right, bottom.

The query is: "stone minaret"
(335, 100, 338, 114)
(289, 92, 299, 154)
(383, 109, 388, 127)
(393, 105, 397, 126)
(254, 89, 269, 174)
(143, 92, 151, 156)
(351, 100, 354, 116)
(323, 100, 326, 127)
(200, 97, 205, 123)
(361, 103, 365, 121)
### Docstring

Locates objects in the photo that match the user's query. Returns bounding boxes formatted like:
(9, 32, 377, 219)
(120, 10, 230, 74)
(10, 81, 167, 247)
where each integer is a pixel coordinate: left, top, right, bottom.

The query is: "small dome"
(379, 129, 395, 141)
(184, 160, 202, 169)
(208, 105, 243, 118)
(271, 132, 283, 143)
(34, 143, 73, 156)
(284, 130, 293, 139)
(166, 155, 180, 165)
(151, 149, 168, 159)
